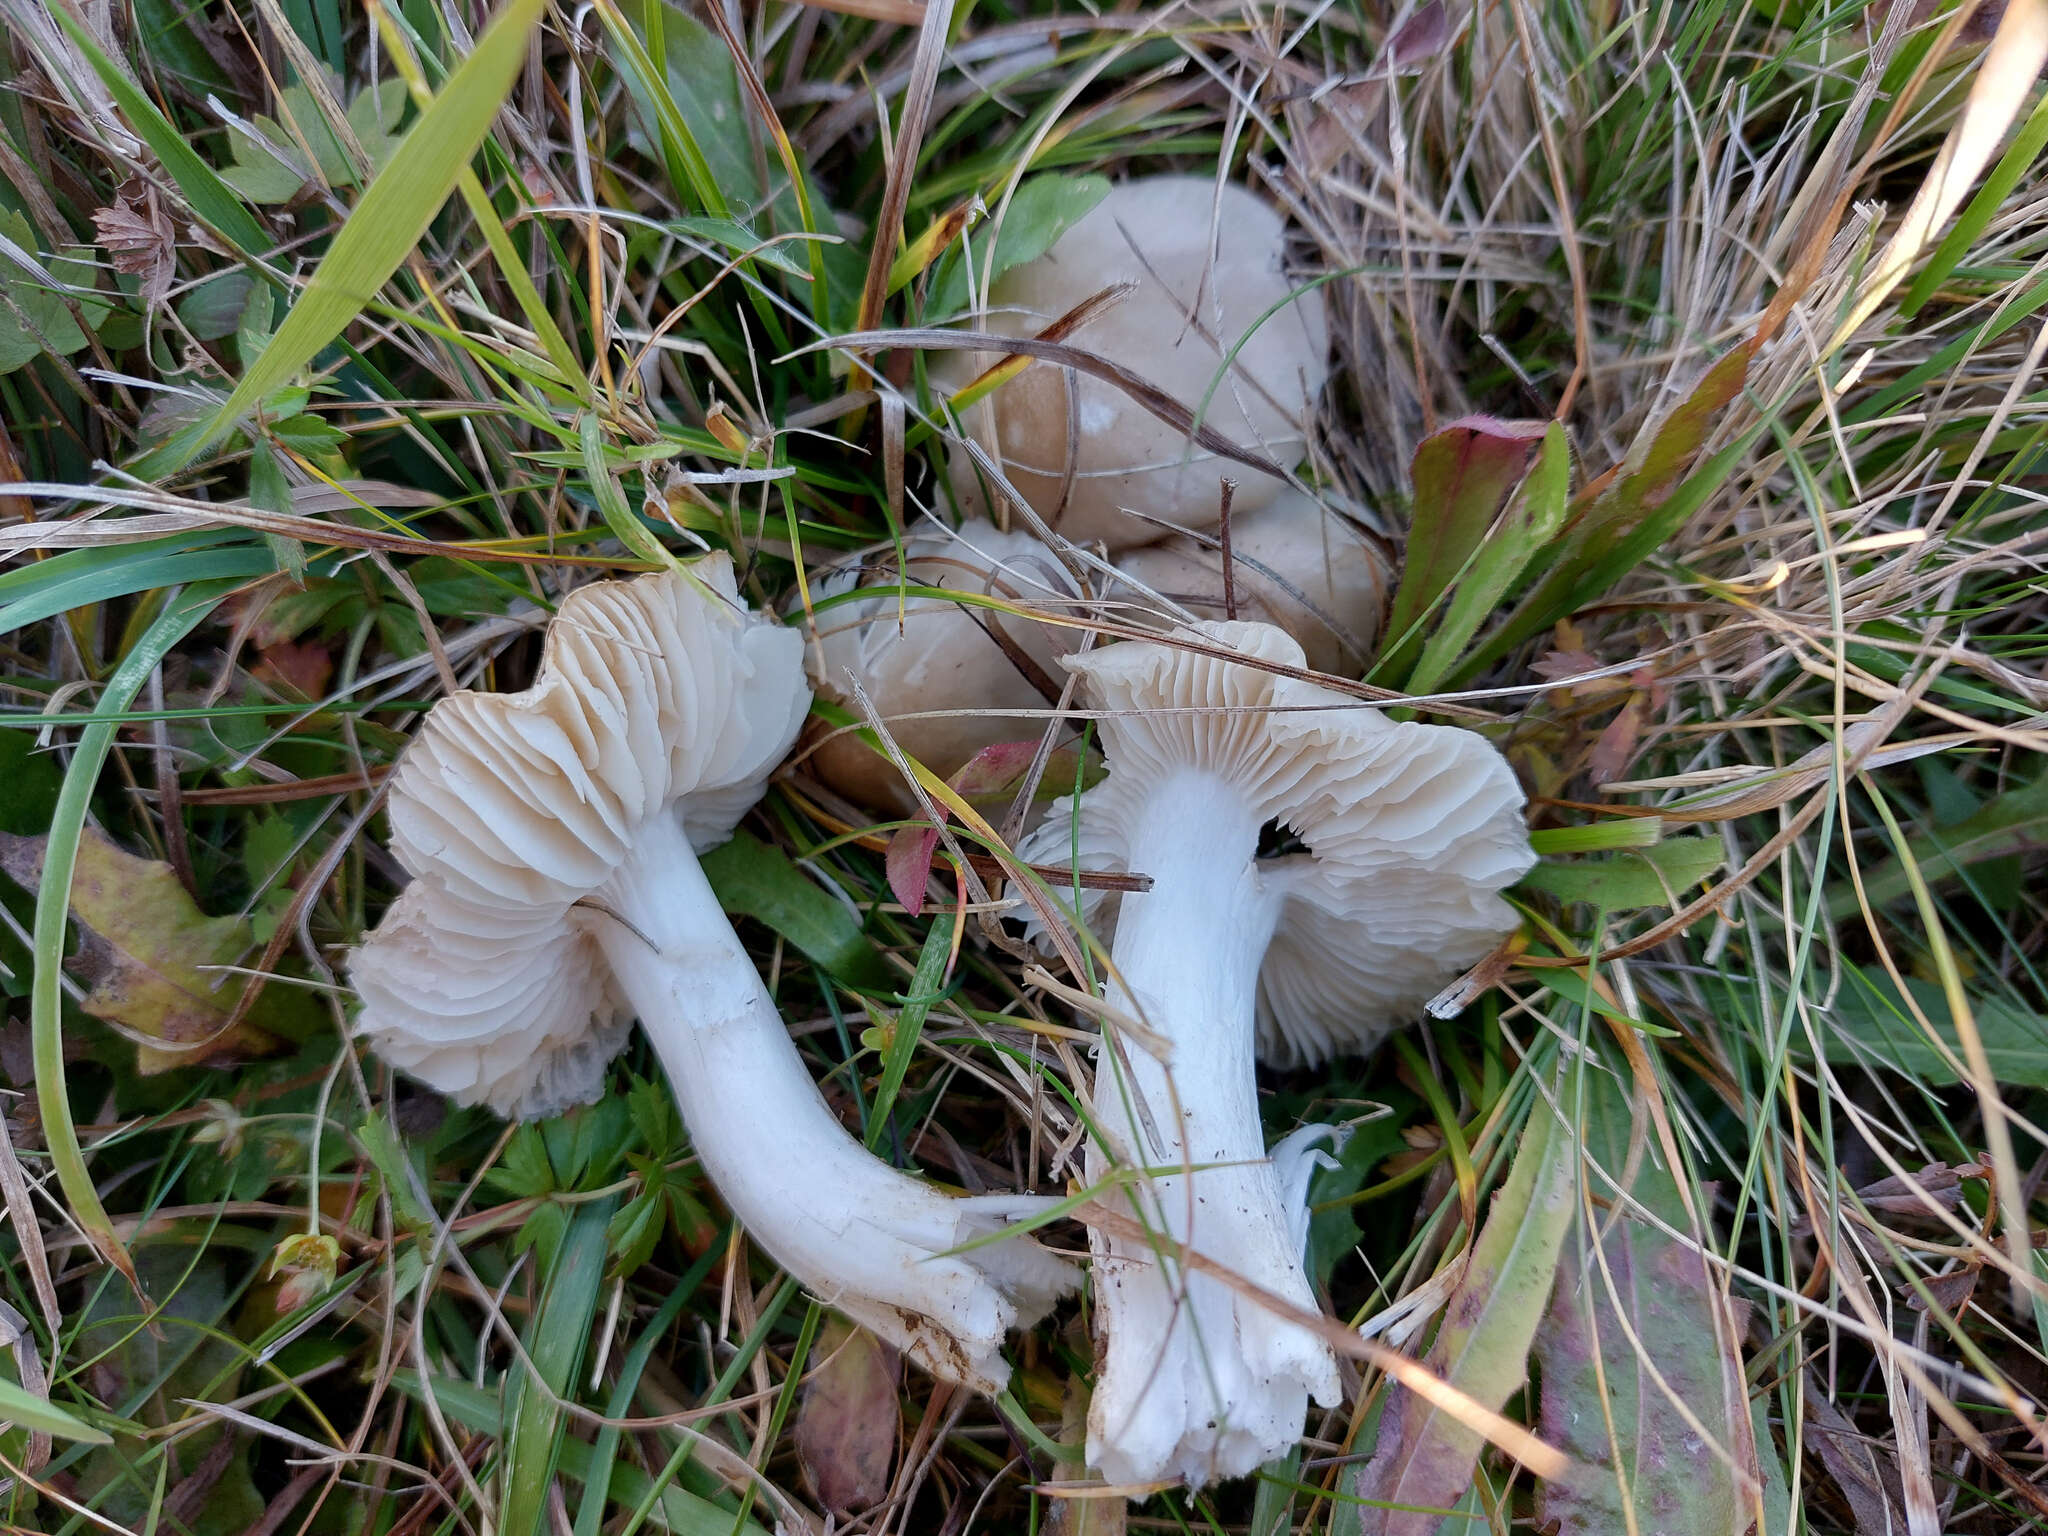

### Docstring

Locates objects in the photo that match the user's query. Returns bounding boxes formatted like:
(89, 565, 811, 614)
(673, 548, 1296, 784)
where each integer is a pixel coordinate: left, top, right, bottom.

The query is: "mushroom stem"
(1085, 771, 1340, 1486)
(591, 812, 1072, 1392)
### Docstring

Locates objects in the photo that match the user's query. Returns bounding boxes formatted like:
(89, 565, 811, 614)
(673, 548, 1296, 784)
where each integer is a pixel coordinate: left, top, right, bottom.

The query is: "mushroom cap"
(351, 554, 811, 1115)
(941, 177, 1330, 550)
(1110, 488, 1391, 675)
(804, 520, 1078, 816)
(1015, 621, 1533, 1066)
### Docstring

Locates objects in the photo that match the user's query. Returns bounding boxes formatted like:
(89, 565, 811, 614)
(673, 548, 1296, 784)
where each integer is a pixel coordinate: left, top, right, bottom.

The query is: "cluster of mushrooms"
(351, 178, 1537, 1492)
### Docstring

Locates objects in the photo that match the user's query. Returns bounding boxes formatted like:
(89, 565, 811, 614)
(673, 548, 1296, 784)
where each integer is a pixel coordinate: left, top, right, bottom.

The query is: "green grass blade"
(32, 580, 239, 1292)
(865, 912, 954, 1152)
(501, 1195, 617, 1536)
(186, 0, 550, 464)
(0, 1375, 110, 1444)
(1900, 83, 2048, 317)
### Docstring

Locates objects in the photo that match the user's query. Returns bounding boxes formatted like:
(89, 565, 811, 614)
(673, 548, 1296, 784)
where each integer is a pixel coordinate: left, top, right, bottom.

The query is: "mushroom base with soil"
(1081, 771, 1341, 1487)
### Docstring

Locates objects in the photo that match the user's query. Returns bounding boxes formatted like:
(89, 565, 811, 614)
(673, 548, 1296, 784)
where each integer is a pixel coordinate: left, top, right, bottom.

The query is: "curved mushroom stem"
(1085, 771, 1340, 1487)
(591, 813, 1073, 1393)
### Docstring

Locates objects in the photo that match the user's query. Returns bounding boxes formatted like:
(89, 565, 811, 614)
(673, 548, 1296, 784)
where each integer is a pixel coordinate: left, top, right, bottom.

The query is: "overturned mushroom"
(944, 177, 1330, 550)
(1109, 488, 1391, 675)
(1015, 620, 1532, 1485)
(804, 519, 1081, 816)
(351, 555, 1074, 1391)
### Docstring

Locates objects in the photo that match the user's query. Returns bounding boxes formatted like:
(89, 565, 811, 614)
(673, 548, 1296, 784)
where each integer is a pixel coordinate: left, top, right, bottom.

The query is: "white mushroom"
(1109, 489, 1391, 675)
(805, 519, 1081, 816)
(350, 554, 1074, 1392)
(943, 177, 1330, 550)
(1014, 620, 1533, 1485)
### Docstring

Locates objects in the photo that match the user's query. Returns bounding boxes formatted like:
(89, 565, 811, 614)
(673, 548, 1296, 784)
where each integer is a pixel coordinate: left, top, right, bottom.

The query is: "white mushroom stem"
(591, 812, 1072, 1392)
(1084, 771, 1340, 1487)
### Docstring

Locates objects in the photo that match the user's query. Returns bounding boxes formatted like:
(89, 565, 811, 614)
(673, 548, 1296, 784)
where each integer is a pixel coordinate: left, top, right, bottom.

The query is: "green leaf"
(865, 913, 953, 1151)
(602, 0, 737, 217)
(1406, 422, 1570, 695)
(1350, 1094, 1576, 1535)
(1531, 964, 1674, 1037)
(177, 271, 257, 340)
(1828, 768, 2048, 920)
(0, 1374, 109, 1444)
(501, 1197, 618, 1536)
(1520, 836, 1725, 911)
(1822, 964, 2048, 1088)
(1900, 80, 2048, 317)
(1462, 345, 1754, 677)
(1534, 1061, 1759, 1536)
(1305, 1110, 1415, 1289)
(398, 1372, 766, 1535)
(30, 582, 241, 1293)
(0, 211, 106, 373)
(222, 77, 410, 201)
(579, 412, 676, 569)
(1378, 417, 1549, 685)
(187, 0, 550, 464)
(670, 216, 813, 278)
(699, 830, 891, 991)
(925, 174, 1111, 315)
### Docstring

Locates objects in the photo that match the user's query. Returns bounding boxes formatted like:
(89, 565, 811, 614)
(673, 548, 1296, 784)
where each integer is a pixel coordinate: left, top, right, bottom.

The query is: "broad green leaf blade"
(1534, 1066, 1759, 1536)
(1822, 964, 2048, 1089)
(188, 0, 549, 463)
(1407, 421, 1570, 695)
(1520, 836, 1725, 912)
(925, 174, 1111, 314)
(1463, 345, 1753, 677)
(0, 1375, 110, 1443)
(0, 537, 281, 638)
(699, 830, 891, 991)
(1350, 1095, 1576, 1535)
(501, 1196, 616, 1536)
(1829, 768, 2048, 919)
(1379, 417, 1548, 685)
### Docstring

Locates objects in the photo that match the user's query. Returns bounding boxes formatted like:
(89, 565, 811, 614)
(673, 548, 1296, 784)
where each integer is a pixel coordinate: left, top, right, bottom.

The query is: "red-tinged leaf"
(948, 738, 1044, 799)
(0, 827, 304, 1072)
(1386, 0, 1448, 67)
(796, 1320, 901, 1516)
(1529, 648, 1603, 685)
(1351, 1096, 1576, 1534)
(1531, 1060, 1763, 1536)
(1533, 1211, 1757, 1536)
(1383, 417, 1549, 676)
(1589, 696, 1644, 786)
(253, 638, 334, 699)
(1467, 345, 1757, 677)
(886, 823, 943, 916)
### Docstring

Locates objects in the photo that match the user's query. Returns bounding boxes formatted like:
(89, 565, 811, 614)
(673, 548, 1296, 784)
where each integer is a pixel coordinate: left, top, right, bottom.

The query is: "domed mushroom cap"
(1110, 488, 1391, 675)
(1017, 621, 1533, 1065)
(805, 520, 1078, 816)
(350, 554, 810, 1113)
(943, 177, 1330, 550)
